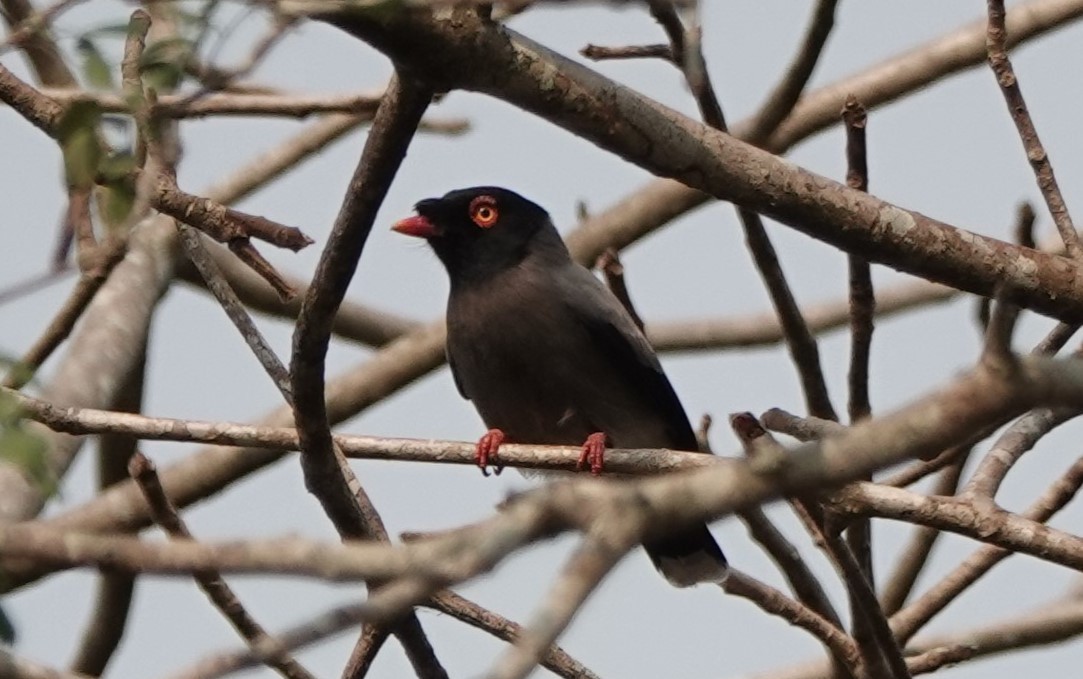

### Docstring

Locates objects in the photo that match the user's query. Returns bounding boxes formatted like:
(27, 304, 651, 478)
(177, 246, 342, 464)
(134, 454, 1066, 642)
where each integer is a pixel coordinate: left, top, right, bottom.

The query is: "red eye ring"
(469, 196, 499, 228)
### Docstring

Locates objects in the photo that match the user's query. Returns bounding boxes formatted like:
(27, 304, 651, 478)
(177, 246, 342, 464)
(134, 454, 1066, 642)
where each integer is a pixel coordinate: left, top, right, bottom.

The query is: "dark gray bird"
(392, 186, 728, 587)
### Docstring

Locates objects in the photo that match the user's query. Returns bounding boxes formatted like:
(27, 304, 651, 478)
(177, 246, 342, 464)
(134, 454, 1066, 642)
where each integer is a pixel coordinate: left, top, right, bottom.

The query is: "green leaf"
(97, 150, 136, 183)
(140, 37, 192, 72)
(85, 22, 137, 38)
(98, 170, 137, 230)
(0, 358, 35, 391)
(138, 37, 193, 92)
(0, 390, 56, 498)
(76, 37, 114, 90)
(56, 100, 103, 190)
(0, 423, 55, 499)
(141, 62, 184, 92)
(100, 184, 136, 231)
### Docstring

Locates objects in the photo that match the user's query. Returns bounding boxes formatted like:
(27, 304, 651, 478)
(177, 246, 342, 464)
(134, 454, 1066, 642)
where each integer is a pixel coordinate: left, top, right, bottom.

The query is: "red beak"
(391, 214, 438, 239)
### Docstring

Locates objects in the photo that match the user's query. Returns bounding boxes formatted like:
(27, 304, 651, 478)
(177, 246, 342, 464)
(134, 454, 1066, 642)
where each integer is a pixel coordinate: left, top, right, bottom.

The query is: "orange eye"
(469, 196, 499, 228)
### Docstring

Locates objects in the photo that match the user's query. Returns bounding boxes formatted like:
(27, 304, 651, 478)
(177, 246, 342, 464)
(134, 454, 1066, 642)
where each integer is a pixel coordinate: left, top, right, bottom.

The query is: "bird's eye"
(469, 197, 499, 228)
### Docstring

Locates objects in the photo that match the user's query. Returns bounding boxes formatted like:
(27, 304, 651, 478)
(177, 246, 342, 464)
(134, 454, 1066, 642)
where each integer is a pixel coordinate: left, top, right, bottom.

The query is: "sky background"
(4, 1, 1083, 677)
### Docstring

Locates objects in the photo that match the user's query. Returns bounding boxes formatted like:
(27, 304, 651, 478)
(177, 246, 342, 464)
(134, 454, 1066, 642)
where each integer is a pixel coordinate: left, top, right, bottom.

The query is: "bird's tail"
(645, 524, 729, 588)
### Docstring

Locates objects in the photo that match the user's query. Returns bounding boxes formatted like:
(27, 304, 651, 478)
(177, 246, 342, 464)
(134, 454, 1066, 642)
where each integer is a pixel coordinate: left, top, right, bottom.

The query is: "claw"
(577, 432, 608, 476)
(475, 428, 506, 477)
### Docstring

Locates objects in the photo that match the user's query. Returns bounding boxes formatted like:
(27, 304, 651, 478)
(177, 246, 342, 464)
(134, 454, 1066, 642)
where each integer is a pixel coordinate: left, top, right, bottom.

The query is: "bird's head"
(392, 186, 565, 284)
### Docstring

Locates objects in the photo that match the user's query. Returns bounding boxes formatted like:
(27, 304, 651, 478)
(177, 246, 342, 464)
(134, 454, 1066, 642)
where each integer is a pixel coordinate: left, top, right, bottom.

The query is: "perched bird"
(392, 186, 728, 587)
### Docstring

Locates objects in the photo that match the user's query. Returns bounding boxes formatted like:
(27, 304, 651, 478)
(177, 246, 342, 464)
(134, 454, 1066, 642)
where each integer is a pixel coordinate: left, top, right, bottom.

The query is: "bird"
(391, 186, 728, 587)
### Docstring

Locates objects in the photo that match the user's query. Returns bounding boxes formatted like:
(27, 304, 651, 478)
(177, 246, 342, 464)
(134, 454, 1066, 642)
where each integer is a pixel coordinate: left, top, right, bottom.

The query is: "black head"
(392, 186, 568, 284)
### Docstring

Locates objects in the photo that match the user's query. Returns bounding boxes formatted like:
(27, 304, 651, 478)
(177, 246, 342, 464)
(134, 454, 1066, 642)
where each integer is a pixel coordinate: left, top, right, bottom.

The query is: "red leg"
(578, 432, 608, 476)
(475, 428, 506, 477)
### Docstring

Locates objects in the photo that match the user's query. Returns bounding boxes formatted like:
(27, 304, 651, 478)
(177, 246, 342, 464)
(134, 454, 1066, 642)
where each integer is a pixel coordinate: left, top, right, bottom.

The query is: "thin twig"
(963, 406, 1080, 500)
(579, 43, 672, 61)
(0, 0, 86, 52)
(1, 647, 90, 679)
(987, 0, 1083, 259)
(0, 266, 74, 306)
(165, 603, 368, 679)
(2, 238, 126, 389)
(647, 0, 837, 420)
(596, 248, 644, 331)
(746, 0, 839, 145)
(823, 531, 912, 679)
(888, 455, 1083, 642)
(881, 445, 971, 488)
(176, 226, 292, 396)
(729, 440, 851, 674)
(731, 414, 895, 677)
(40, 87, 465, 123)
(760, 408, 846, 441)
(130, 453, 316, 679)
(879, 459, 967, 616)
(426, 591, 601, 679)
(1015, 201, 1037, 249)
(484, 523, 635, 679)
(843, 96, 874, 424)
(69, 360, 144, 675)
(179, 14, 298, 98)
(1, 53, 311, 300)
(728, 414, 844, 631)
(842, 96, 876, 633)
(886, 314, 1078, 484)
(723, 569, 861, 677)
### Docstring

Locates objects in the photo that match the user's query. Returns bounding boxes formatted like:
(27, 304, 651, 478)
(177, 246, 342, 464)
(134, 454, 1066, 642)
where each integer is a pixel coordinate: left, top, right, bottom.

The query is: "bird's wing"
(556, 265, 700, 452)
(446, 348, 470, 400)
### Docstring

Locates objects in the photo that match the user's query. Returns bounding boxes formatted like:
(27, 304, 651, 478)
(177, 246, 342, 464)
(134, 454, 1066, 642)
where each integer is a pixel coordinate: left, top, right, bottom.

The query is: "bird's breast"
(447, 279, 598, 445)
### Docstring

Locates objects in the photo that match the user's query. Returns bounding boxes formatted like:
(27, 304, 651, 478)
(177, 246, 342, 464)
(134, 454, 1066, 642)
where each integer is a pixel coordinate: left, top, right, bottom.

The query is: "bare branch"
(841, 96, 876, 635)
(879, 460, 967, 617)
(484, 521, 636, 679)
(39, 87, 469, 127)
(746, 0, 839, 144)
(286, 72, 445, 679)
(1, 238, 126, 389)
(760, 408, 846, 441)
(730, 415, 853, 678)
(69, 359, 144, 675)
(964, 406, 1079, 500)
(906, 598, 1083, 668)
(0, 647, 89, 679)
(426, 591, 601, 679)
(166, 604, 369, 679)
(986, 0, 1083, 259)
(723, 569, 861, 677)
(646, 0, 837, 420)
(580, 43, 672, 61)
(889, 456, 1083, 643)
(290, 72, 431, 539)
(129, 453, 316, 679)
(10, 353, 1083, 595)
(842, 96, 874, 424)
(177, 226, 293, 396)
(596, 248, 644, 331)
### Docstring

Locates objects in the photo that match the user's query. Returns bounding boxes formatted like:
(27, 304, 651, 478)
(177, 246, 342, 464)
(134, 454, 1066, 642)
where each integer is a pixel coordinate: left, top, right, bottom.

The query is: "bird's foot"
(577, 432, 608, 476)
(475, 428, 506, 477)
